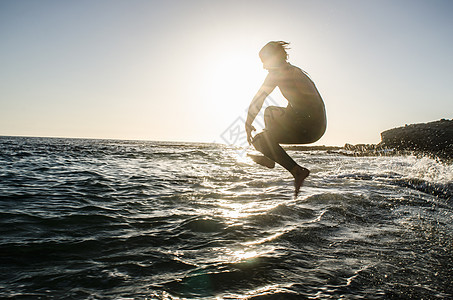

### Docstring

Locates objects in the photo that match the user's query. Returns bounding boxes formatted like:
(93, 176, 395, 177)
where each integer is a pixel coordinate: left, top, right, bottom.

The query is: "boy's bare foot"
(292, 166, 310, 198)
(247, 154, 275, 169)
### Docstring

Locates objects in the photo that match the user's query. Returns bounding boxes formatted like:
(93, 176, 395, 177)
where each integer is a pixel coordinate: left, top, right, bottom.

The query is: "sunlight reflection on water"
(1, 138, 451, 299)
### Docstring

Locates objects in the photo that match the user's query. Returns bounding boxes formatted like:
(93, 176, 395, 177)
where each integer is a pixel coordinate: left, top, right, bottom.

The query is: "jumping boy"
(245, 41, 327, 197)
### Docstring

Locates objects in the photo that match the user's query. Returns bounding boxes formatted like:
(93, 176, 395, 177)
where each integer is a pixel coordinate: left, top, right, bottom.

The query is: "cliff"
(380, 119, 453, 159)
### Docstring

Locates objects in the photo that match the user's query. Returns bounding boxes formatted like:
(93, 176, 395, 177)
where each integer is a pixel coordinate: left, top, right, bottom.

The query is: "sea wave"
(0, 137, 452, 298)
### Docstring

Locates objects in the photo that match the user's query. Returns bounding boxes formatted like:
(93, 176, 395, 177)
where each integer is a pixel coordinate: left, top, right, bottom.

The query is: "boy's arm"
(245, 74, 276, 144)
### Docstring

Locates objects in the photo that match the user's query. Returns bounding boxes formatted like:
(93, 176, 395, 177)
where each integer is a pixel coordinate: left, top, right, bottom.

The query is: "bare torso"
(264, 63, 326, 120)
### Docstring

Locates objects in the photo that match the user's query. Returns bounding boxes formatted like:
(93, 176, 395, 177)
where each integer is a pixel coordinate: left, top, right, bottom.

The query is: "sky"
(1, 0, 452, 146)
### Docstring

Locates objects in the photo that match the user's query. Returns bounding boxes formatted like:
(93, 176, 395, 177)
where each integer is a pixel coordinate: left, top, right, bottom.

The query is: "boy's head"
(259, 41, 290, 69)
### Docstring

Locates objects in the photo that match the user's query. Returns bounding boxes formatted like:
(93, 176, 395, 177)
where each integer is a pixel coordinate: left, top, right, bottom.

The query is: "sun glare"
(233, 250, 259, 261)
(204, 51, 266, 129)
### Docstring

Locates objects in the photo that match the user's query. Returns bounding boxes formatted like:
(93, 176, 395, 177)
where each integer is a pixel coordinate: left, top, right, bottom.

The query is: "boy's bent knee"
(264, 106, 284, 120)
(252, 131, 276, 151)
(252, 132, 266, 151)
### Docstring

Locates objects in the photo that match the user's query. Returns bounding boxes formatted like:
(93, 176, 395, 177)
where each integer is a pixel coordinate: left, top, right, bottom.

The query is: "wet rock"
(379, 119, 453, 159)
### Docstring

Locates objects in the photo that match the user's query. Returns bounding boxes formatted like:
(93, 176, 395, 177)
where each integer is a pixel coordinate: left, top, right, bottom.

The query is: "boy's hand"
(245, 123, 256, 145)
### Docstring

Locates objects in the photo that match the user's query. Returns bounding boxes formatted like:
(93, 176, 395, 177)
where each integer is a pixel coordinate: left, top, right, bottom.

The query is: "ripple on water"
(0, 137, 451, 298)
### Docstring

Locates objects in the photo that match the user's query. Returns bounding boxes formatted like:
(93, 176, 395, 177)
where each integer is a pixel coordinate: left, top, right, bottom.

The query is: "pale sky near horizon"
(1, 0, 452, 146)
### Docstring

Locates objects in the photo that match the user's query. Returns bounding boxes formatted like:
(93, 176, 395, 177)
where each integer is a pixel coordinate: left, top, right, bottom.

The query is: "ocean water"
(0, 136, 452, 299)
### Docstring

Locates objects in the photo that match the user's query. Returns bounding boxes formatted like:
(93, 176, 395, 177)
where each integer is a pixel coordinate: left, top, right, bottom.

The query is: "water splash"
(0, 137, 451, 299)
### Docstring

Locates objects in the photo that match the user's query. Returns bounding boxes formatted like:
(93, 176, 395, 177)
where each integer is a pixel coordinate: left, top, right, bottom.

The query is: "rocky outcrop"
(380, 119, 453, 159)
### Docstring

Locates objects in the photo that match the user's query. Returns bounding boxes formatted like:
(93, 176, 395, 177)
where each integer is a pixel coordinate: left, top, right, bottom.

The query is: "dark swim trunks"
(265, 105, 326, 144)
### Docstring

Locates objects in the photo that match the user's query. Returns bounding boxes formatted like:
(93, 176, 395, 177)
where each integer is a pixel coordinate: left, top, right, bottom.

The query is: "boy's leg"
(252, 131, 297, 172)
(252, 131, 309, 197)
(247, 153, 275, 169)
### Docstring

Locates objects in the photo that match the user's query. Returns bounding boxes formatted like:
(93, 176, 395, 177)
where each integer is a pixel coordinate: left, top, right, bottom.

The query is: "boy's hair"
(259, 41, 290, 61)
